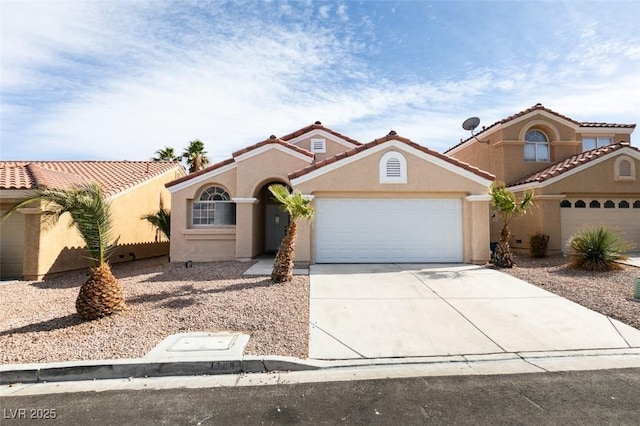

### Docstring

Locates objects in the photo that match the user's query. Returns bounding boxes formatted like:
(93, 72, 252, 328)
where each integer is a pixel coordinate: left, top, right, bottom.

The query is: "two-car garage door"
(314, 198, 463, 263)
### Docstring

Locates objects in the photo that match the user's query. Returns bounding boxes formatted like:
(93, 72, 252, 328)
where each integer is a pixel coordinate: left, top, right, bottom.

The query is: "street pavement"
(2, 368, 639, 425)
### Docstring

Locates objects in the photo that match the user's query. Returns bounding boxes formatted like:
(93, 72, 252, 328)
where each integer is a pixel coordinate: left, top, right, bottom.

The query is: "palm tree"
(141, 200, 171, 240)
(4, 182, 125, 320)
(182, 139, 210, 173)
(152, 147, 180, 162)
(268, 184, 315, 283)
(489, 182, 535, 268)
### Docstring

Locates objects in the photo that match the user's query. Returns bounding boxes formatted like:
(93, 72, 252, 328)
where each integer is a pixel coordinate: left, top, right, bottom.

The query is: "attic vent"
(379, 151, 407, 184)
(619, 159, 631, 176)
(311, 138, 326, 153)
(386, 158, 401, 177)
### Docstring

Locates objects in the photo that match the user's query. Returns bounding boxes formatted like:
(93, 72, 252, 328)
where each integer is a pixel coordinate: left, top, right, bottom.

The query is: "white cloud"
(1, 0, 639, 163)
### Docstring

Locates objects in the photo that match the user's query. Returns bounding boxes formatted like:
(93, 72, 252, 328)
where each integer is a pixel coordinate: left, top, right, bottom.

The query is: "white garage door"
(315, 198, 463, 263)
(561, 198, 640, 253)
(0, 209, 25, 279)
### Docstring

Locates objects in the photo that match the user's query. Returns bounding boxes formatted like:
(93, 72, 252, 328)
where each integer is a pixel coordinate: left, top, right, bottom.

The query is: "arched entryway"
(256, 182, 291, 254)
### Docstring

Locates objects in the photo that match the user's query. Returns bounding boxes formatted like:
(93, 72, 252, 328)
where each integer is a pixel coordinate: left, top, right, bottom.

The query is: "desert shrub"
(530, 233, 549, 258)
(567, 226, 632, 271)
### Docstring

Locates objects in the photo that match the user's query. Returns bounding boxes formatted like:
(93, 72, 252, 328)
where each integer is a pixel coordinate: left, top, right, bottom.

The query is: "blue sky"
(1, 0, 639, 162)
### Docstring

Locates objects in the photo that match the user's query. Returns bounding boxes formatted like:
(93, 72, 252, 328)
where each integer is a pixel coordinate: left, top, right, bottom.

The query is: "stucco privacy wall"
(18, 169, 180, 280)
(169, 146, 313, 262)
(292, 142, 493, 264)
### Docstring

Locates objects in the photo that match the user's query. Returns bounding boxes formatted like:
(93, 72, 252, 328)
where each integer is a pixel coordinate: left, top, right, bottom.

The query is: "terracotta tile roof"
(289, 132, 495, 181)
(280, 121, 362, 146)
(165, 157, 235, 188)
(231, 135, 315, 159)
(0, 161, 184, 198)
(508, 141, 639, 186)
(445, 104, 636, 153)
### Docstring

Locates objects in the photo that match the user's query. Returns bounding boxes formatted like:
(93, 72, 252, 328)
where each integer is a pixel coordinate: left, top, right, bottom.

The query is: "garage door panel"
(315, 198, 462, 263)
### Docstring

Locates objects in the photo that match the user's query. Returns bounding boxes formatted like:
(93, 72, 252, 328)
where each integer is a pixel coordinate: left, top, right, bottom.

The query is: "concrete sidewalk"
(309, 264, 640, 360)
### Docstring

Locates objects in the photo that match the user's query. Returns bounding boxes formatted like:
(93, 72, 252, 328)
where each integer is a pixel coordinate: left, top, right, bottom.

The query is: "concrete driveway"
(309, 264, 640, 359)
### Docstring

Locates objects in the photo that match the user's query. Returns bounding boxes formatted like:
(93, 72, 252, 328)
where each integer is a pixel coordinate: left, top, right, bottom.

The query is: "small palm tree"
(489, 182, 535, 268)
(141, 200, 171, 240)
(4, 182, 125, 320)
(268, 184, 315, 283)
(152, 147, 180, 162)
(182, 139, 210, 173)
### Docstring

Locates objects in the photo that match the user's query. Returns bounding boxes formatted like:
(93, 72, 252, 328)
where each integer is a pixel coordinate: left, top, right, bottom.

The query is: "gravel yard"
(2, 254, 639, 365)
(501, 254, 640, 330)
(0, 257, 309, 364)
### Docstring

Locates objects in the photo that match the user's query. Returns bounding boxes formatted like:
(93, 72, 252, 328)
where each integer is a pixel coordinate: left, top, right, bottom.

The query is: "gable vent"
(311, 138, 326, 153)
(386, 158, 402, 177)
(619, 159, 631, 176)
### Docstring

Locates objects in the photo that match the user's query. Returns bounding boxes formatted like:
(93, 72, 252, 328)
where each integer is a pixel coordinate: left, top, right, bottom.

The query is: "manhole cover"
(167, 334, 238, 352)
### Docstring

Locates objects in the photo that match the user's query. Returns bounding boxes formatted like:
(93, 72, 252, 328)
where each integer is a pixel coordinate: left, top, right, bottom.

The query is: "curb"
(3, 349, 640, 385)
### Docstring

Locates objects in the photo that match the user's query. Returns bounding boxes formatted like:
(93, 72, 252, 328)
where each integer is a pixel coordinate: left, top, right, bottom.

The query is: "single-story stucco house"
(0, 161, 185, 280)
(446, 104, 639, 254)
(166, 123, 496, 265)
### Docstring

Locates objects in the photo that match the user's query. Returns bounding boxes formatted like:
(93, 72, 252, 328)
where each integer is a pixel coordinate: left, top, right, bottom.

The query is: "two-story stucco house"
(166, 123, 495, 266)
(446, 104, 639, 254)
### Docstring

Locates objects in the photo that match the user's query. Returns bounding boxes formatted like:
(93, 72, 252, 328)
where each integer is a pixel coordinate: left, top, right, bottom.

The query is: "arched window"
(524, 130, 549, 162)
(575, 200, 586, 208)
(619, 200, 630, 208)
(379, 151, 407, 183)
(634, 201, 640, 209)
(589, 200, 600, 208)
(560, 200, 571, 208)
(604, 200, 615, 208)
(192, 186, 236, 226)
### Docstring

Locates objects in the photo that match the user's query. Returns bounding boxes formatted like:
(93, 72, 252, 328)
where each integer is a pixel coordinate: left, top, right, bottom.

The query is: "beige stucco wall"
(294, 147, 489, 195)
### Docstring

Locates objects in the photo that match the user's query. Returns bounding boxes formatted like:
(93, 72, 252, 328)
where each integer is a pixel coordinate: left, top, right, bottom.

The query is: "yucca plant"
(141, 200, 171, 240)
(268, 184, 315, 283)
(489, 182, 535, 268)
(4, 182, 125, 320)
(568, 226, 632, 271)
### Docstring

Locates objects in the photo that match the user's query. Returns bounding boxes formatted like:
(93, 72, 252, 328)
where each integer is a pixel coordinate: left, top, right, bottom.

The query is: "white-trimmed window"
(192, 186, 236, 226)
(379, 151, 407, 183)
(615, 156, 635, 181)
(524, 130, 549, 162)
(582, 136, 612, 151)
(310, 138, 326, 153)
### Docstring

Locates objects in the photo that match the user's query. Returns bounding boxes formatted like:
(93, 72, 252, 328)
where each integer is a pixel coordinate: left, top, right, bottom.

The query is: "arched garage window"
(379, 151, 407, 183)
(192, 186, 236, 226)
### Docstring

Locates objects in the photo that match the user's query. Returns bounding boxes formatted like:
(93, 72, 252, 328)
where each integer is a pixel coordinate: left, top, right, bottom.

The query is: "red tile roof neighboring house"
(0, 161, 184, 198)
(289, 132, 495, 181)
(280, 121, 362, 146)
(508, 141, 639, 187)
(446, 104, 636, 153)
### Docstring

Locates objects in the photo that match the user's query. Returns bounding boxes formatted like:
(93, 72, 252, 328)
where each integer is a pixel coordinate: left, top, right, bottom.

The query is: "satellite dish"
(462, 116, 480, 132)
(462, 116, 486, 143)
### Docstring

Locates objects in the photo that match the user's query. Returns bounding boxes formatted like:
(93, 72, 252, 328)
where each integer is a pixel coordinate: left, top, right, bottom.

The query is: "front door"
(265, 204, 289, 252)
